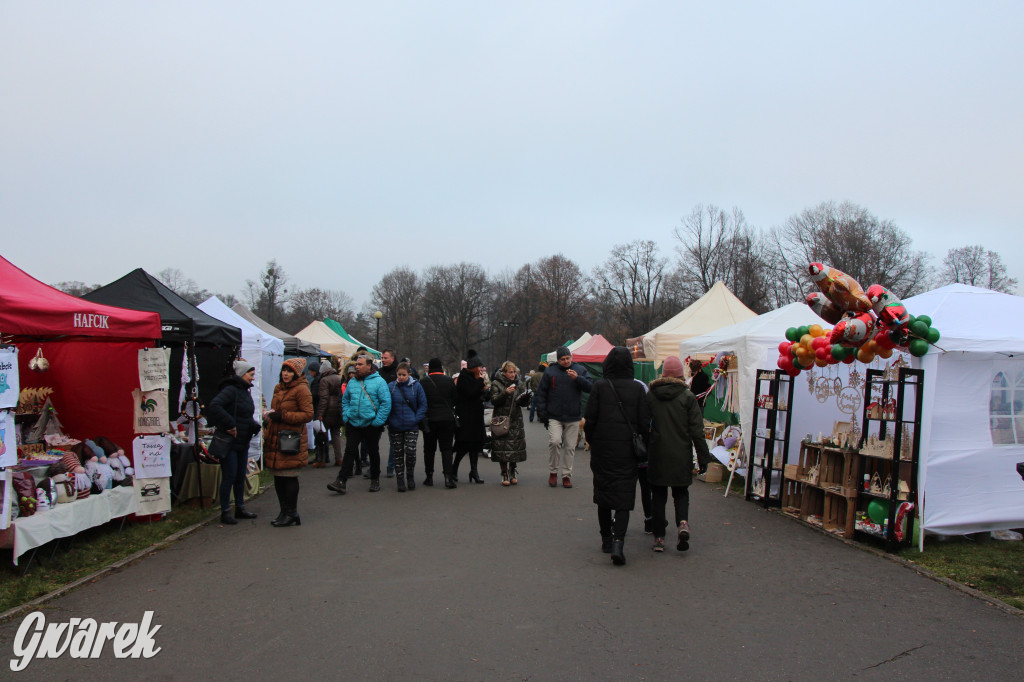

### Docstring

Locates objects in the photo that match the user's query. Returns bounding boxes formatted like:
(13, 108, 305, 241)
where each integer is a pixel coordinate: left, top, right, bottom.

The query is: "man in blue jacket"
(536, 347, 592, 488)
(328, 354, 392, 493)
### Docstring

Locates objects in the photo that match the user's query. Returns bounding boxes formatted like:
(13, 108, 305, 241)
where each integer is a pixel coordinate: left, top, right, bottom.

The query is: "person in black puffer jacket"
(420, 358, 459, 488)
(206, 360, 262, 525)
(583, 347, 650, 566)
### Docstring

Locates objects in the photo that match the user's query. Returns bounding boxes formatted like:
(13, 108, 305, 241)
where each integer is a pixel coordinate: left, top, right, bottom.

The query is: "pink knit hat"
(662, 355, 685, 378)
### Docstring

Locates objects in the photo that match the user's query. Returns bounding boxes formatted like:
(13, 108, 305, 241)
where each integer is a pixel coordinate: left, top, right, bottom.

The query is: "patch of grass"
(0, 505, 217, 615)
(901, 533, 1024, 611)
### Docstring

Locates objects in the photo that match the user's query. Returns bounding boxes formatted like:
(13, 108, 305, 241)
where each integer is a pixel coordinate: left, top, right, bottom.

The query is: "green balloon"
(909, 339, 929, 357)
(797, 325, 810, 338)
(831, 344, 847, 360)
(867, 499, 889, 525)
(791, 357, 805, 370)
(926, 327, 941, 344)
(785, 327, 800, 342)
(910, 320, 929, 338)
(916, 314, 932, 327)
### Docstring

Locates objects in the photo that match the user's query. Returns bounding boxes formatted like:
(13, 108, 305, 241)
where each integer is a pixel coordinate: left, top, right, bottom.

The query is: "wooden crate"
(824, 491, 856, 538)
(801, 486, 825, 526)
(781, 478, 804, 517)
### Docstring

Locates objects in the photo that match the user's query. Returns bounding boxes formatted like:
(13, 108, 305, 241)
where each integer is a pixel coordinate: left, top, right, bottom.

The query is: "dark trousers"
(423, 421, 456, 476)
(452, 443, 482, 477)
(637, 466, 652, 520)
(341, 425, 382, 480)
(651, 484, 690, 537)
(273, 475, 300, 513)
(529, 393, 537, 421)
(218, 442, 249, 511)
(598, 507, 630, 539)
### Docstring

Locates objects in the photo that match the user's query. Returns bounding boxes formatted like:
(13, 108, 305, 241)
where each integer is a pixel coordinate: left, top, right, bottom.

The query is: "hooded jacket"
(387, 377, 428, 432)
(342, 369, 392, 428)
(207, 375, 261, 446)
(316, 365, 343, 427)
(584, 347, 649, 510)
(263, 372, 314, 470)
(647, 376, 712, 487)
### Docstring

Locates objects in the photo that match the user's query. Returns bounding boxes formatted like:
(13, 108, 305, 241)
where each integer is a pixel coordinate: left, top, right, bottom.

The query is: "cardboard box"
(704, 462, 724, 483)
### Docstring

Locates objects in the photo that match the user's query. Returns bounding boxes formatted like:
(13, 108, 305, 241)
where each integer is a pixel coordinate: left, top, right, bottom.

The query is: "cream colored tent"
(294, 320, 361, 358)
(639, 282, 757, 368)
(544, 332, 593, 363)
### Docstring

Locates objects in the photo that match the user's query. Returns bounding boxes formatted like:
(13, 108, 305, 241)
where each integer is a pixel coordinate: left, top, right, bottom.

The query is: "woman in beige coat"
(263, 357, 314, 527)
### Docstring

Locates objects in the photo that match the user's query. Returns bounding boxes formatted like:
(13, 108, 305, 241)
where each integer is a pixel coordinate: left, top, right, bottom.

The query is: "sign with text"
(0, 347, 19, 410)
(132, 435, 172, 478)
(138, 348, 171, 392)
(135, 477, 171, 515)
(132, 389, 169, 434)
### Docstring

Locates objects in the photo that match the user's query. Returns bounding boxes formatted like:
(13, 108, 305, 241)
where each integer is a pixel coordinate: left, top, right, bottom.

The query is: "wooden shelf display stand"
(746, 369, 795, 508)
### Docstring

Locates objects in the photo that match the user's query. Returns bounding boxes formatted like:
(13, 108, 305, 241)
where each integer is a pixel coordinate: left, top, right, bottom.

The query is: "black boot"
(424, 473, 434, 487)
(271, 511, 300, 527)
(601, 535, 613, 554)
(220, 510, 238, 525)
(444, 474, 457, 489)
(406, 474, 416, 491)
(270, 511, 288, 526)
(327, 477, 347, 494)
(611, 538, 626, 566)
(468, 453, 484, 483)
(234, 505, 257, 520)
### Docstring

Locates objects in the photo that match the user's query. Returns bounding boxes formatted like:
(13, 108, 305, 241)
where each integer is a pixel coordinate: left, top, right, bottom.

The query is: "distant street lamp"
(374, 310, 383, 350)
(498, 320, 520, 360)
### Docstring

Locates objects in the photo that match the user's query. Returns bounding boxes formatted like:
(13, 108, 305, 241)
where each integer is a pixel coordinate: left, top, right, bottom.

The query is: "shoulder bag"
(607, 380, 647, 464)
(208, 388, 240, 461)
(489, 380, 519, 438)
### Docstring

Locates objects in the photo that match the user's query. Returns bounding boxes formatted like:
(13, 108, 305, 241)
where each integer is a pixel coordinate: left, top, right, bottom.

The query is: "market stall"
(230, 303, 322, 358)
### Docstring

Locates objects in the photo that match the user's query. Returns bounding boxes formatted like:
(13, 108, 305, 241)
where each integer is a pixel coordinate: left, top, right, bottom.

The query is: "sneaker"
(677, 520, 690, 551)
(562, 476, 572, 489)
(369, 479, 381, 493)
(549, 473, 557, 487)
(653, 537, 665, 552)
(326, 479, 346, 495)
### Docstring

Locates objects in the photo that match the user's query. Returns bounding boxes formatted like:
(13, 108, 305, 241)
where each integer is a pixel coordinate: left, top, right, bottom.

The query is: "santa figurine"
(60, 451, 92, 500)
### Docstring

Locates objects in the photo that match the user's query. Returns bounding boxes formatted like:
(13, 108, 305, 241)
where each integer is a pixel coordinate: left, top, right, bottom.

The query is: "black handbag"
(208, 430, 234, 461)
(607, 381, 647, 464)
(278, 430, 301, 455)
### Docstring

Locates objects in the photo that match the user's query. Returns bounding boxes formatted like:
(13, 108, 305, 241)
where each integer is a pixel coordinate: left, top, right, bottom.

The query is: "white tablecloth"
(2, 485, 138, 565)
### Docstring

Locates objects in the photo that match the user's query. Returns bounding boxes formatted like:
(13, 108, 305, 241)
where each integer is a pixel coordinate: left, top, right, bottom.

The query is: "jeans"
(341, 425, 383, 480)
(218, 441, 249, 511)
(651, 484, 690, 537)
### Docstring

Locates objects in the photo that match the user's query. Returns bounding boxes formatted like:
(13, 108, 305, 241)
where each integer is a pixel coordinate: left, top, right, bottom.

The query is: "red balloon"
(778, 341, 791, 355)
(815, 346, 830, 361)
(842, 354, 856, 364)
(811, 336, 827, 350)
(786, 366, 800, 377)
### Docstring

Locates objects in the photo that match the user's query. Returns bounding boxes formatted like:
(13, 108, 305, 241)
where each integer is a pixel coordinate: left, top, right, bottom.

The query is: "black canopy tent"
(83, 269, 243, 417)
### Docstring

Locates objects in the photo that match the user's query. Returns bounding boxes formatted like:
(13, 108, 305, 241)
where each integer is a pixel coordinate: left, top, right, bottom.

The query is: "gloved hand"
(269, 411, 282, 423)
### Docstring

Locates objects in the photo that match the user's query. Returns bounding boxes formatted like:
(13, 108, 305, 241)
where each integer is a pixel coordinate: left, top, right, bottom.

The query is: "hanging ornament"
(848, 368, 863, 390)
(806, 366, 816, 393)
(815, 377, 833, 403)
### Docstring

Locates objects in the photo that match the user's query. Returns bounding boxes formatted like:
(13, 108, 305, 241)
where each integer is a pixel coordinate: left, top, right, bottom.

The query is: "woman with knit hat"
(207, 359, 262, 525)
(646, 355, 712, 552)
(263, 357, 314, 527)
(452, 350, 487, 484)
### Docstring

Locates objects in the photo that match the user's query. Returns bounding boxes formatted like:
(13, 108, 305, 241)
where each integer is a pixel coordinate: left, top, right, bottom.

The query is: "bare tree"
(53, 281, 101, 297)
(245, 260, 290, 327)
(591, 240, 671, 337)
(422, 262, 494, 362)
(940, 245, 1018, 294)
(370, 267, 424, 359)
(156, 267, 232, 307)
(767, 201, 931, 302)
(672, 204, 773, 312)
(285, 287, 355, 332)
(526, 254, 591, 352)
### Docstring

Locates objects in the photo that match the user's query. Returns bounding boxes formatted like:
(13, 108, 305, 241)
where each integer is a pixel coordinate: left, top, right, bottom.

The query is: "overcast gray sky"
(3, 2, 1021, 307)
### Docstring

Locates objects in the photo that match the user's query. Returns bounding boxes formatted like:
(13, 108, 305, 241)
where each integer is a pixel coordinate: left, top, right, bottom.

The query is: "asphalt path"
(1, 420, 1021, 680)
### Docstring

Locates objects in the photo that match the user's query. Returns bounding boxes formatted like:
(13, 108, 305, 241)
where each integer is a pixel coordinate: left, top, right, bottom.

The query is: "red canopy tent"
(0, 255, 161, 449)
(570, 334, 616, 363)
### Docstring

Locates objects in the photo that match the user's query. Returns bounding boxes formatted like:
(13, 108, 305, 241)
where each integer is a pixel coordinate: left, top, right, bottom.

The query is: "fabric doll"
(46, 461, 76, 504)
(60, 451, 91, 500)
(78, 439, 114, 490)
(94, 436, 134, 486)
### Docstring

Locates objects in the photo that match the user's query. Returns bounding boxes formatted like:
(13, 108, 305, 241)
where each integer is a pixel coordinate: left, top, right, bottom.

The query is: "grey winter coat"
(489, 373, 527, 463)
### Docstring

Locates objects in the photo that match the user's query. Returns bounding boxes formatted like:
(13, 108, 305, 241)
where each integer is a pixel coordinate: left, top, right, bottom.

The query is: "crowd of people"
(207, 343, 713, 567)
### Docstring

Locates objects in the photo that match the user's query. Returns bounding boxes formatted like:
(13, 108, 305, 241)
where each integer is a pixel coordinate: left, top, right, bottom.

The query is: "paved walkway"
(1, 421, 1021, 680)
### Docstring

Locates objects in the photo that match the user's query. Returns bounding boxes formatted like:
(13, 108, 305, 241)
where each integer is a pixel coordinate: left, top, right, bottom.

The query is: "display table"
(177, 461, 260, 506)
(0, 485, 137, 566)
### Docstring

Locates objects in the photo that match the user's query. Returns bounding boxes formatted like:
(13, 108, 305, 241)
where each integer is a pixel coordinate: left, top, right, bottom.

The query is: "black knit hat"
(556, 346, 571, 359)
(466, 349, 483, 369)
(428, 358, 444, 373)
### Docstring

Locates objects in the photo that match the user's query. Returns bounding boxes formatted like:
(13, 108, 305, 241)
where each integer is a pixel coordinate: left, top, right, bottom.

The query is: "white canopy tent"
(544, 332, 593, 363)
(904, 284, 1024, 536)
(638, 282, 757, 368)
(294, 320, 361, 358)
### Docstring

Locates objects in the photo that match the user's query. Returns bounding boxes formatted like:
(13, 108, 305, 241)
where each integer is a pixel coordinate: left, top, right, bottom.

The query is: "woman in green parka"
(647, 355, 712, 553)
(489, 361, 528, 486)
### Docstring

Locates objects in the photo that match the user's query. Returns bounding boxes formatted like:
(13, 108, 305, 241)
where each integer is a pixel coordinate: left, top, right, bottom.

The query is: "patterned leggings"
(388, 429, 419, 481)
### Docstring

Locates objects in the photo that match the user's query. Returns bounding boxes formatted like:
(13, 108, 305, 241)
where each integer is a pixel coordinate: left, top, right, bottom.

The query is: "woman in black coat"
(583, 346, 650, 566)
(206, 360, 261, 525)
(452, 351, 488, 484)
